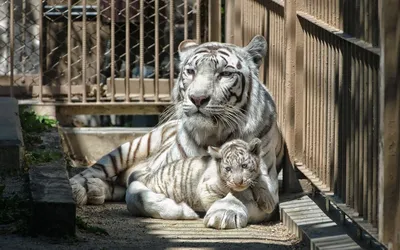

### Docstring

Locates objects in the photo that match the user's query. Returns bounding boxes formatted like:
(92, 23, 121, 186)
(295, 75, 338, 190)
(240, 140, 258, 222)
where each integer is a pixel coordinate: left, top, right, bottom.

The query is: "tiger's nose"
(189, 94, 211, 107)
(234, 178, 243, 186)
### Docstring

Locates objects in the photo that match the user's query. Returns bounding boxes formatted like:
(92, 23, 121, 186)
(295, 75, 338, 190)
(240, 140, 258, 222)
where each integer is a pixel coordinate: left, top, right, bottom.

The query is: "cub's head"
(208, 138, 262, 192)
(172, 36, 267, 145)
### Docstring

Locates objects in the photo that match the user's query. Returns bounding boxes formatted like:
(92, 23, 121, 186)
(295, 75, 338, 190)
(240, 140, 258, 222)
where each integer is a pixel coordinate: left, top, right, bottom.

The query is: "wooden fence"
(0, 0, 398, 248)
(225, 0, 399, 248)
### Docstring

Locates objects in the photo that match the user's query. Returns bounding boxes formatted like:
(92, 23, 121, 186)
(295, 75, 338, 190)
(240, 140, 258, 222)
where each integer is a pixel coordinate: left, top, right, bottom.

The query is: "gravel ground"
(0, 202, 308, 250)
(0, 127, 308, 250)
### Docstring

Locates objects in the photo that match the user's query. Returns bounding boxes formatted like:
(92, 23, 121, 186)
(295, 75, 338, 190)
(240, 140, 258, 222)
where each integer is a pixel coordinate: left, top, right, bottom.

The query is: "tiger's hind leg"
(70, 178, 126, 205)
(126, 181, 199, 220)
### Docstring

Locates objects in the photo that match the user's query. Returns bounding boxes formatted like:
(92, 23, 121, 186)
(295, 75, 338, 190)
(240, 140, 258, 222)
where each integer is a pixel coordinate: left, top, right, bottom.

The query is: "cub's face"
(208, 138, 262, 192)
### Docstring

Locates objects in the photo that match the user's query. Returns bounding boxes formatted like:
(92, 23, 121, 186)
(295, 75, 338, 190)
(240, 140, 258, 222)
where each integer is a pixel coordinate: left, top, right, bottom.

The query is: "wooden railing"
(226, 0, 399, 248)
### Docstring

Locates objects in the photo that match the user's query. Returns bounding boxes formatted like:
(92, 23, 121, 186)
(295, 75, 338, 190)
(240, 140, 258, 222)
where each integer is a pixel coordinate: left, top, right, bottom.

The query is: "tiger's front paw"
(70, 178, 87, 206)
(86, 178, 107, 205)
(203, 193, 248, 229)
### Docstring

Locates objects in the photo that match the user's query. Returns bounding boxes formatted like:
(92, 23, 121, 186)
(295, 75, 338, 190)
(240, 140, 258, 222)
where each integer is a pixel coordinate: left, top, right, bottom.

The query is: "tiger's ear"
(207, 146, 222, 160)
(247, 138, 262, 156)
(178, 40, 199, 62)
(244, 35, 267, 68)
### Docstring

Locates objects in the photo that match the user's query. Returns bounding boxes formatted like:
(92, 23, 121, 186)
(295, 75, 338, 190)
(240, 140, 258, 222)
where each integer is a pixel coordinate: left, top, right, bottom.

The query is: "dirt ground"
(0, 202, 308, 250)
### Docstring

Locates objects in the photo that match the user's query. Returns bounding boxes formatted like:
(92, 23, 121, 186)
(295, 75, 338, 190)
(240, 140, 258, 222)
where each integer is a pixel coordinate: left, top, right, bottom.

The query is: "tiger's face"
(208, 138, 262, 192)
(173, 36, 267, 146)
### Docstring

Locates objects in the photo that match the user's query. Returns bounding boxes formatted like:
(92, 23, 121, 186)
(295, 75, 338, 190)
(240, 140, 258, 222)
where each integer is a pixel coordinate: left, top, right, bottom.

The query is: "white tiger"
(69, 35, 285, 229)
(126, 138, 272, 228)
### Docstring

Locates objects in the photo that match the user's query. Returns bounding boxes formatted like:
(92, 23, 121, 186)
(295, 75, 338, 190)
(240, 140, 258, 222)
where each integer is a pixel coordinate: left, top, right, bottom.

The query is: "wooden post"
(378, 0, 400, 248)
(282, 0, 303, 193)
(208, 0, 221, 42)
(224, 0, 234, 44)
(233, 0, 243, 46)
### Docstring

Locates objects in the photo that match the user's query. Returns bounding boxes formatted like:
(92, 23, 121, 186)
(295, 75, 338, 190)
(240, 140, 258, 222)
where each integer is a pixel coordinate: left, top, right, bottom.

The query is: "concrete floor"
(0, 203, 307, 250)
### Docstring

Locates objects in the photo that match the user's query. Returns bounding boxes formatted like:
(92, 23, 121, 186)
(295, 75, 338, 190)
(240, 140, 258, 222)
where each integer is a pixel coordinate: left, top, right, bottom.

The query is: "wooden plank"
(378, 0, 400, 248)
(280, 195, 363, 249)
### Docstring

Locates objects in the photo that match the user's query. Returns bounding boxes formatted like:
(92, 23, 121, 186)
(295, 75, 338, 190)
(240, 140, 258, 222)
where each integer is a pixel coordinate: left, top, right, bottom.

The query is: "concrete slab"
(0, 97, 24, 175)
(59, 127, 152, 165)
(280, 195, 363, 250)
(28, 129, 76, 237)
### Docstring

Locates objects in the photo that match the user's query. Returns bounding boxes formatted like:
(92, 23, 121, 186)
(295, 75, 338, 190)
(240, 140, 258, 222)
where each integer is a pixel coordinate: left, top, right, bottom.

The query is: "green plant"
(76, 216, 109, 236)
(24, 150, 63, 166)
(19, 107, 57, 134)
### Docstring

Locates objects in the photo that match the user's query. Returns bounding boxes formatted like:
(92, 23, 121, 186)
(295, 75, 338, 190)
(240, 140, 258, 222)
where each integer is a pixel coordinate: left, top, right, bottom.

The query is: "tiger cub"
(126, 138, 263, 221)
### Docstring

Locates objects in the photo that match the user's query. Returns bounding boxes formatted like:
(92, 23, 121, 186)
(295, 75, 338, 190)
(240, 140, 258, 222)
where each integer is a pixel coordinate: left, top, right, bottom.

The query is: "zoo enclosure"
(0, 0, 399, 248)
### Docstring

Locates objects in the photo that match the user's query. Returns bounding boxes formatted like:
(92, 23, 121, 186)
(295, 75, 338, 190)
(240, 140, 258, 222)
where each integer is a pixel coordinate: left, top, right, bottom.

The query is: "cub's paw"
(70, 178, 87, 206)
(180, 202, 199, 220)
(252, 188, 275, 213)
(203, 193, 248, 229)
(86, 178, 107, 205)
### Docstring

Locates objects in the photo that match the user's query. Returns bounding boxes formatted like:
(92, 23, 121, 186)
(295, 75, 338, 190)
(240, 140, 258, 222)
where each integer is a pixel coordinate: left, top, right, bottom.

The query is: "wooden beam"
(378, 0, 400, 248)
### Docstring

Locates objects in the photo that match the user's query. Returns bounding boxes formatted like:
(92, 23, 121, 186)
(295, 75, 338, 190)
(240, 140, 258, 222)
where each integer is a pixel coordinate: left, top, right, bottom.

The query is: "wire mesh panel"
(0, 0, 41, 97)
(0, 0, 214, 103)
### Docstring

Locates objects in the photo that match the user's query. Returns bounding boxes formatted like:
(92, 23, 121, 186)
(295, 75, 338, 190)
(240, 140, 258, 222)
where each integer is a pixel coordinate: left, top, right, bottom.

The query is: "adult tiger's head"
(172, 35, 275, 147)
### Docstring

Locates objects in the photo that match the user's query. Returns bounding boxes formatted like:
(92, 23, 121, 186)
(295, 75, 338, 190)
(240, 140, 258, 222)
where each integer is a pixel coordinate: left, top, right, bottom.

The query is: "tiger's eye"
(225, 167, 232, 172)
(241, 164, 247, 169)
(220, 71, 233, 77)
(186, 68, 195, 75)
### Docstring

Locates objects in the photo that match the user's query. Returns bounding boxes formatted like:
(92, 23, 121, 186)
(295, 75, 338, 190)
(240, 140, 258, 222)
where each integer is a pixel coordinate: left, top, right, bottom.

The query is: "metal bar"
(333, 34, 340, 194)
(67, 0, 72, 102)
(372, 55, 378, 227)
(96, 0, 101, 102)
(208, 0, 220, 42)
(154, 0, 159, 102)
(82, 0, 87, 103)
(169, 0, 174, 94)
(362, 51, 368, 219)
(111, 0, 116, 103)
(354, 47, 360, 214)
(224, 0, 233, 44)
(310, 22, 316, 173)
(38, 0, 44, 102)
(367, 52, 373, 224)
(196, 0, 201, 43)
(303, 24, 309, 169)
(9, 0, 14, 97)
(339, 39, 345, 201)
(125, 0, 130, 102)
(184, 0, 188, 40)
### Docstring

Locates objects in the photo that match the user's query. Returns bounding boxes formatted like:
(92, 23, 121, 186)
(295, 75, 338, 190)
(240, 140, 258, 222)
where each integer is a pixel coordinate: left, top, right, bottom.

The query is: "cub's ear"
(247, 138, 262, 156)
(207, 146, 222, 160)
(178, 40, 199, 62)
(244, 35, 267, 68)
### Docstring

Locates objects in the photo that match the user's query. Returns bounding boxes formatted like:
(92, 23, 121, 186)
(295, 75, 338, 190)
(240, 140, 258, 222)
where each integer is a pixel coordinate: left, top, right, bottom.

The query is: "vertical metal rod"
(9, 0, 14, 97)
(184, 0, 188, 40)
(361, 51, 367, 218)
(38, 0, 44, 101)
(125, 0, 130, 102)
(303, 26, 308, 169)
(67, 0, 72, 102)
(224, 0, 233, 44)
(82, 0, 87, 103)
(96, 0, 101, 102)
(196, 0, 201, 43)
(154, 0, 159, 102)
(169, 0, 174, 93)
(111, 0, 116, 102)
(139, 0, 144, 102)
